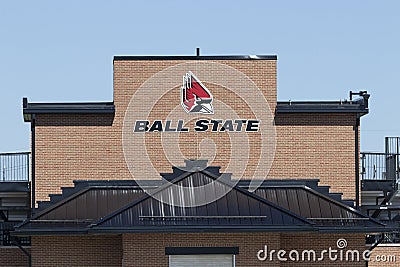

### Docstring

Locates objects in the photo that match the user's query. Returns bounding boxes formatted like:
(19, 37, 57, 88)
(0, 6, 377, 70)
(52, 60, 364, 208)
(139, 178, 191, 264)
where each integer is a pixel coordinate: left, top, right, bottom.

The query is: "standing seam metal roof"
(14, 165, 386, 235)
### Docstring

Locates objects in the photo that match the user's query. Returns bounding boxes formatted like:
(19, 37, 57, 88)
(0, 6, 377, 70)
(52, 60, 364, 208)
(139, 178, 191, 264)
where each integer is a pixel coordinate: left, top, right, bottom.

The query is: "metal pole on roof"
(355, 114, 360, 210)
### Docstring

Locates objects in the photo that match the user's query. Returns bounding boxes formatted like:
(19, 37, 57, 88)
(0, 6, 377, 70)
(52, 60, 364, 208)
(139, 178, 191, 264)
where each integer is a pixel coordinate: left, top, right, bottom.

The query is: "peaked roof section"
(90, 171, 313, 233)
(13, 161, 386, 236)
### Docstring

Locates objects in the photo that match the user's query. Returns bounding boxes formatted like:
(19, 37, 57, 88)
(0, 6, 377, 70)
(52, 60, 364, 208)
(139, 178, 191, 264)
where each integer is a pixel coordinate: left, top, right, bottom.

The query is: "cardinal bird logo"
(181, 71, 214, 114)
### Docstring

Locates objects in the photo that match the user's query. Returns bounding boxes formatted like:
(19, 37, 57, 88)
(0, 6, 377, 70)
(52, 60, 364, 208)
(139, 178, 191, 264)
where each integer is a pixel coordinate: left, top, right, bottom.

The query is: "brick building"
(0, 54, 392, 266)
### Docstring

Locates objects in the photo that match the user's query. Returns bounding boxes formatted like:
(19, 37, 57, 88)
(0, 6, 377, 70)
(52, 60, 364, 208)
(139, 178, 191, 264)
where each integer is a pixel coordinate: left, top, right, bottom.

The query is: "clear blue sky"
(0, 1, 399, 152)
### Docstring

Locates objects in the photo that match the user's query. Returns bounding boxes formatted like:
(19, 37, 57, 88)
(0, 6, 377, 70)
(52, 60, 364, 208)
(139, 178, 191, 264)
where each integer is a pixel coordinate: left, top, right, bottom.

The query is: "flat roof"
(22, 98, 115, 122)
(276, 100, 369, 115)
(114, 55, 277, 61)
(22, 98, 368, 123)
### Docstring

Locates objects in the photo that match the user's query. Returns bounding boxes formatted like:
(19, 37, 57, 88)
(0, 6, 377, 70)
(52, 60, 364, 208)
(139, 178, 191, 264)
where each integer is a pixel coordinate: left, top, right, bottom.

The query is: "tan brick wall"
(29, 233, 366, 266)
(368, 245, 400, 267)
(121, 232, 365, 267)
(34, 113, 126, 203)
(33, 59, 357, 203)
(280, 233, 366, 266)
(122, 232, 280, 267)
(115, 60, 276, 182)
(31, 235, 122, 267)
(0, 247, 30, 267)
(272, 113, 357, 199)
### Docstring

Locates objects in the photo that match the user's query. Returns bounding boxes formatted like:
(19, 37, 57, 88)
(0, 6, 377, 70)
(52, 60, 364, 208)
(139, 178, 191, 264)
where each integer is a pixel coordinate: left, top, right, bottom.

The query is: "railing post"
(385, 137, 389, 155)
(396, 153, 399, 182)
(26, 153, 29, 181)
(361, 153, 365, 180)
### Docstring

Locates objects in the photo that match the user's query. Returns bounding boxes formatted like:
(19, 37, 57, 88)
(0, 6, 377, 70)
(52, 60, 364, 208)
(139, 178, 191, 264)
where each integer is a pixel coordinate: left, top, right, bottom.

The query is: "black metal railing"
(361, 152, 400, 180)
(0, 222, 30, 246)
(386, 137, 400, 155)
(367, 232, 400, 245)
(0, 152, 30, 182)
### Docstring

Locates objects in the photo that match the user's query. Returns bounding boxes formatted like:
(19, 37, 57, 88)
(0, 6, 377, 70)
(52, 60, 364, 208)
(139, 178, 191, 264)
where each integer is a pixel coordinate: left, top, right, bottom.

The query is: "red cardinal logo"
(181, 71, 214, 114)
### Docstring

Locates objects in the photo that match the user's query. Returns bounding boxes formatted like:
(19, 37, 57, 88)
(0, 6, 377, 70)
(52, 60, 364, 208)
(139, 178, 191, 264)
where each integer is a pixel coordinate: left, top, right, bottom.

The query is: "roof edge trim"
(114, 55, 277, 61)
(165, 247, 239, 255)
(276, 100, 369, 115)
(22, 98, 115, 122)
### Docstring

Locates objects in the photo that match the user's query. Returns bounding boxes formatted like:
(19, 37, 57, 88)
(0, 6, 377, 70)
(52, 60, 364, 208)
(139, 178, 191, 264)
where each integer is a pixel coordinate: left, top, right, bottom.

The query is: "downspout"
(366, 234, 384, 267)
(31, 114, 36, 216)
(355, 114, 360, 210)
(350, 90, 369, 210)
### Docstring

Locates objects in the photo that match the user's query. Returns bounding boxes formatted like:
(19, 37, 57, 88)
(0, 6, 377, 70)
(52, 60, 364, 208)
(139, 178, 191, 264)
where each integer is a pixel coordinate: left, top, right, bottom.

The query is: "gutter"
(23, 98, 36, 214)
(349, 91, 370, 210)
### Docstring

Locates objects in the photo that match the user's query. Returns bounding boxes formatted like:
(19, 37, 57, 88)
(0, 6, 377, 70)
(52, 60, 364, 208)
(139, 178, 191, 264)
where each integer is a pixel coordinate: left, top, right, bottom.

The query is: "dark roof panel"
(40, 188, 145, 221)
(254, 186, 383, 228)
(92, 172, 311, 232)
(15, 187, 146, 233)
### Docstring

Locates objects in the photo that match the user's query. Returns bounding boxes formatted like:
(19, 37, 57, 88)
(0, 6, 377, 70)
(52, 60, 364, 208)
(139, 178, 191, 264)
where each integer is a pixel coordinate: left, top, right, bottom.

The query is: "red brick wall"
(0, 247, 30, 267)
(33, 59, 358, 203)
(31, 235, 122, 267)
